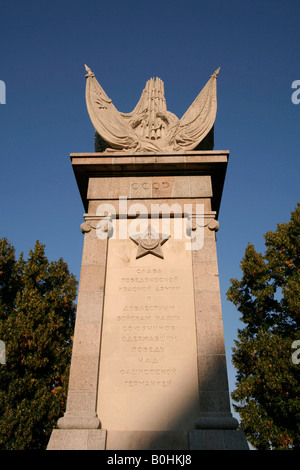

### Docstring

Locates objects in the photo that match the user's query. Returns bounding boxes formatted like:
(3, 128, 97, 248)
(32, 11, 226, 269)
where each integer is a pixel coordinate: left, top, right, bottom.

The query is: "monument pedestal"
(47, 150, 248, 450)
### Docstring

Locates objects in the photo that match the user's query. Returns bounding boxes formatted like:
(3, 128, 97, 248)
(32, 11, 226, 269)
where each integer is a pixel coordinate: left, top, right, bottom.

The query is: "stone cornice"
(80, 211, 219, 237)
(71, 151, 229, 217)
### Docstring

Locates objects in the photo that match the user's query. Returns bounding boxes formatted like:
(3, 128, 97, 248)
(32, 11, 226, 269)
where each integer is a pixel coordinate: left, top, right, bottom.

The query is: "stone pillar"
(47, 217, 108, 450)
(188, 212, 248, 449)
(47, 150, 248, 450)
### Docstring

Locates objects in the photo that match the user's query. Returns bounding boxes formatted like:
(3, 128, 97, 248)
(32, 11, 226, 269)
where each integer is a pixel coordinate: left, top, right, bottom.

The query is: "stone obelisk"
(47, 67, 249, 450)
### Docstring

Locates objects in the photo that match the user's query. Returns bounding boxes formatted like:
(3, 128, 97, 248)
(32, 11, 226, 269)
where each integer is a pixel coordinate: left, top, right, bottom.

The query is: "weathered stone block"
(47, 429, 106, 450)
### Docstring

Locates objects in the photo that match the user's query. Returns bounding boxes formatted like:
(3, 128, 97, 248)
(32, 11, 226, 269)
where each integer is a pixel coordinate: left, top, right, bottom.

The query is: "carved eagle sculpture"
(84, 65, 220, 153)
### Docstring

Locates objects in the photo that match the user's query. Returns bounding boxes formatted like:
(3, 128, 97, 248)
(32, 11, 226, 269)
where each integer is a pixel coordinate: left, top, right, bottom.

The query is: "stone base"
(46, 429, 107, 450)
(47, 428, 248, 450)
(189, 430, 249, 450)
(106, 431, 189, 450)
(195, 412, 239, 430)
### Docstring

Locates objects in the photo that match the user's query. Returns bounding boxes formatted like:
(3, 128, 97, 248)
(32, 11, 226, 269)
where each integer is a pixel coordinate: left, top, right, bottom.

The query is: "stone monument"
(47, 67, 249, 450)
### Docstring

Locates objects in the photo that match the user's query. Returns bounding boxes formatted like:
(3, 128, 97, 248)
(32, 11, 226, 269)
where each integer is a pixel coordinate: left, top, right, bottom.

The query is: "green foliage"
(0, 239, 77, 449)
(227, 203, 300, 450)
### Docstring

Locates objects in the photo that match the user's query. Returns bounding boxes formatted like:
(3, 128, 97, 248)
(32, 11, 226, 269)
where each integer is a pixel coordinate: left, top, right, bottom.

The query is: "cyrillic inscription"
(97, 219, 200, 432)
(131, 181, 170, 191)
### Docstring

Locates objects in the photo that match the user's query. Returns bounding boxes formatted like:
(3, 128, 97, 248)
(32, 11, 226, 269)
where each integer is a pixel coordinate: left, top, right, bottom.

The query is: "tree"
(0, 238, 77, 449)
(226, 203, 300, 450)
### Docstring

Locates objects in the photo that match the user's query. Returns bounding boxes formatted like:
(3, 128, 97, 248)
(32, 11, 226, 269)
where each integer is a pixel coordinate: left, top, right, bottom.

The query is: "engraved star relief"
(129, 224, 170, 259)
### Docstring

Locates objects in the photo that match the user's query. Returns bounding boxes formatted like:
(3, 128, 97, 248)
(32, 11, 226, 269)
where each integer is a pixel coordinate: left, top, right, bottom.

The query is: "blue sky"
(1, 0, 299, 420)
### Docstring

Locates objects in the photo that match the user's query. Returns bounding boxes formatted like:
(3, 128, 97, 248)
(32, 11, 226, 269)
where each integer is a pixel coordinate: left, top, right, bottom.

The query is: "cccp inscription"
(97, 220, 199, 432)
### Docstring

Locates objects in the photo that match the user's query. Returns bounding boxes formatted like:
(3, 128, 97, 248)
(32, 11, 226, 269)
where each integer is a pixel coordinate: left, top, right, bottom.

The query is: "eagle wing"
(170, 68, 220, 150)
(85, 65, 139, 150)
